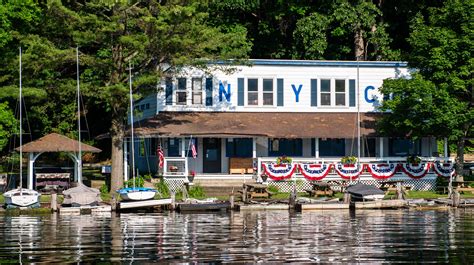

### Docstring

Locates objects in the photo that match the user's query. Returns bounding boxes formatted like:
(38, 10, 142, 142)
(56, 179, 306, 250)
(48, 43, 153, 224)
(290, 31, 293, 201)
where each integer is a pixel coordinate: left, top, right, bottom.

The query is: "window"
(192, 78, 202, 104)
(149, 138, 158, 157)
(320, 138, 345, 157)
(226, 138, 252, 157)
(167, 138, 180, 157)
(263, 79, 273, 105)
(335, 79, 346, 106)
(247, 78, 258, 105)
(268, 138, 303, 157)
(389, 139, 421, 156)
(176, 78, 187, 105)
(321, 79, 331, 106)
(364, 138, 376, 157)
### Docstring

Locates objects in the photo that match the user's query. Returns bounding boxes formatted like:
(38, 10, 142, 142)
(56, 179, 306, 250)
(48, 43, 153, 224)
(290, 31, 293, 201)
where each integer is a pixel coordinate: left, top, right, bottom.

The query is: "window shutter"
(165, 78, 173, 105)
(349, 79, 356, 107)
(277, 79, 284, 106)
(311, 79, 318, 107)
(238, 78, 244, 106)
(205, 78, 213, 106)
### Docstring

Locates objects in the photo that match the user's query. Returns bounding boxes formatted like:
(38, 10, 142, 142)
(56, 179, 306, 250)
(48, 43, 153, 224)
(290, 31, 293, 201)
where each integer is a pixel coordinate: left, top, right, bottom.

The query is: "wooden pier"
(118, 199, 172, 210)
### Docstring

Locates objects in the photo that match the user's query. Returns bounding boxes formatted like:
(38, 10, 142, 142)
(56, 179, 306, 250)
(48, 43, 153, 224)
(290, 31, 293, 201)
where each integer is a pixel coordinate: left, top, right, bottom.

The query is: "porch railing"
(163, 157, 188, 178)
(257, 156, 453, 180)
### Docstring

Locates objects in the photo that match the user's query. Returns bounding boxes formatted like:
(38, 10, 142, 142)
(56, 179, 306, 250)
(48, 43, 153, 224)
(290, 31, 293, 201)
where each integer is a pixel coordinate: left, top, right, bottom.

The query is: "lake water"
(1, 209, 474, 263)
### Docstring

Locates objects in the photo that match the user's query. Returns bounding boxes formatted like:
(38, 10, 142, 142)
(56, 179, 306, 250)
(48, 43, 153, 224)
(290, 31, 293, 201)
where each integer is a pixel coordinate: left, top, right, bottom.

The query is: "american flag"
(157, 145, 164, 168)
(191, 139, 197, 159)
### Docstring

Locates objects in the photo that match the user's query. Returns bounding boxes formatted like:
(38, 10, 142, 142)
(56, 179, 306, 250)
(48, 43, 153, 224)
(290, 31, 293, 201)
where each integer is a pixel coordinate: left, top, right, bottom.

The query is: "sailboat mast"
(76, 47, 82, 183)
(357, 58, 361, 182)
(19, 47, 23, 189)
(129, 63, 136, 188)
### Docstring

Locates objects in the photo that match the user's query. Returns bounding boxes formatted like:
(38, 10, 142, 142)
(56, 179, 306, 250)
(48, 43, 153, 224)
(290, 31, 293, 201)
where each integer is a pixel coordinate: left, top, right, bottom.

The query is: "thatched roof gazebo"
(16, 133, 101, 190)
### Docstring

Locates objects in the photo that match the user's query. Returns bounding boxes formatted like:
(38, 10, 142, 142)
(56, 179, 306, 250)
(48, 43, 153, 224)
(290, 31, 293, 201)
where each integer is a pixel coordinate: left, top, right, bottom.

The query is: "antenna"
(357, 58, 361, 182)
(76, 47, 82, 183)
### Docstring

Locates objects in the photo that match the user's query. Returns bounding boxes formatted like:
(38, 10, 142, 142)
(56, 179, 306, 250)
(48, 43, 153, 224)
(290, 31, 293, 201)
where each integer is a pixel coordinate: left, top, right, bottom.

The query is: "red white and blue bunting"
(400, 163, 431, 179)
(334, 163, 363, 180)
(433, 161, 456, 178)
(298, 163, 333, 181)
(262, 163, 297, 181)
(365, 163, 399, 180)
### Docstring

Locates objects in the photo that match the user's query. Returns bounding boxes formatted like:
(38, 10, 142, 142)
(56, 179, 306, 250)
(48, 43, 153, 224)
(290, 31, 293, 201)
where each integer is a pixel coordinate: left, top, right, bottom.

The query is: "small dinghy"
(62, 183, 101, 207)
(346, 183, 385, 201)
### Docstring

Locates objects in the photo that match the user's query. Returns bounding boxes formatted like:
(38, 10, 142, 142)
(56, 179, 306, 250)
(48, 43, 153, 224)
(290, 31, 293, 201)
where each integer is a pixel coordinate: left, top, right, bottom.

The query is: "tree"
(33, 1, 250, 192)
(379, 0, 473, 175)
(0, 102, 16, 151)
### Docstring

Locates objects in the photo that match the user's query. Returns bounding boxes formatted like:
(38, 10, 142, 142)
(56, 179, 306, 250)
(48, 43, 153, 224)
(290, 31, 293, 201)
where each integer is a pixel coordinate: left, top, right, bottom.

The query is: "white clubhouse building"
(127, 60, 453, 191)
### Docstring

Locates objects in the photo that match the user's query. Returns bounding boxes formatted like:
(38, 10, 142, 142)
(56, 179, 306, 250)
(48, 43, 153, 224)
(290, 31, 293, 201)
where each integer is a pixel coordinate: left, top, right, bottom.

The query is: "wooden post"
(242, 186, 248, 204)
(289, 186, 297, 208)
(171, 191, 176, 211)
(51, 193, 57, 212)
(397, 182, 403, 200)
(230, 195, 234, 210)
(344, 193, 351, 204)
(111, 194, 117, 211)
(452, 191, 460, 207)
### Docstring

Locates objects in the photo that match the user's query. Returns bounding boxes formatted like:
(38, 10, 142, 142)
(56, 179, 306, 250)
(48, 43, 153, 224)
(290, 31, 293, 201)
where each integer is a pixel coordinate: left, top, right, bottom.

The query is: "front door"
(203, 138, 221, 173)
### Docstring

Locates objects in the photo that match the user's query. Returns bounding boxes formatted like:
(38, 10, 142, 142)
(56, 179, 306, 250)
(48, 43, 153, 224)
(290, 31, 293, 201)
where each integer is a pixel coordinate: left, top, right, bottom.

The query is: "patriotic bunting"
(400, 163, 431, 179)
(262, 163, 297, 181)
(433, 161, 456, 178)
(366, 163, 399, 180)
(334, 163, 363, 180)
(298, 163, 333, 181)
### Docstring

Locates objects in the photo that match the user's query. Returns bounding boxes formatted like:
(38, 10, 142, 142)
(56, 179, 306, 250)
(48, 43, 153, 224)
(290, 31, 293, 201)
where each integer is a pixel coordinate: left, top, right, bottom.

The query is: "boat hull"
(3, 188, 40, 207)
(178, 202, 231, 212)
(118, 188, 157, 201)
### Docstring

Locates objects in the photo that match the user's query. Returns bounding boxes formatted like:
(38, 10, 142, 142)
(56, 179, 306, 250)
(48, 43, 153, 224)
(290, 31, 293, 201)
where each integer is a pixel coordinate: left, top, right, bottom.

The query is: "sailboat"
(3, 47, 40, 208)
(61, 47, 101, 207)
(117, 64, 157, 201)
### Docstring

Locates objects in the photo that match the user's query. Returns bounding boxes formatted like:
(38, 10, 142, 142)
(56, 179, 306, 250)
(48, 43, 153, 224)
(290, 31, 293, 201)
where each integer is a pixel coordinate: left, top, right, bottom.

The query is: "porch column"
(28, 153, 34, 189)
(181, 137, 186, 157)
(252, 138, 257, 158)
(123, 138, 128, 182)
(444, 137, 448, 158)
(314, 138, 319, 158)
(379, 137, 384, 158)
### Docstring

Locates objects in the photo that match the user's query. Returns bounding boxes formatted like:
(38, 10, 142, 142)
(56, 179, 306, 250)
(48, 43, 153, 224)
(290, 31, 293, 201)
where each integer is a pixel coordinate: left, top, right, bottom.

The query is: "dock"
(118, 199, 172, 210)
(295, 202, 350, 211)
(353, 199, 407, 209)
(236, 203, 289, 211)
(59, 205, 112, 215)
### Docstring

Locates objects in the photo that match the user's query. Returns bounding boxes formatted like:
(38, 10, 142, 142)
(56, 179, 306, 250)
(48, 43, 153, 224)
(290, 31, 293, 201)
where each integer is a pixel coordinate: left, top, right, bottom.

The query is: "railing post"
(184, 157, 189, 182)
(163, 158, 168, 177)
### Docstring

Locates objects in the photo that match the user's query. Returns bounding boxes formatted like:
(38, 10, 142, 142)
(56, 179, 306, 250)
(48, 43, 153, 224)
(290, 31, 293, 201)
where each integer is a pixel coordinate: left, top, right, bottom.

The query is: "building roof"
(133, 112, 380, 138)
(245, 59, 408, 68)
(17, 133, 102, 153)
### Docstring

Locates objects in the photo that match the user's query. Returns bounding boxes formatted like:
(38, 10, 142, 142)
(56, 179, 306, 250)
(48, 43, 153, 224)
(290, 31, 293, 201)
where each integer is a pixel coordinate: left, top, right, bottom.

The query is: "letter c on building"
(364, 86, 376, 103)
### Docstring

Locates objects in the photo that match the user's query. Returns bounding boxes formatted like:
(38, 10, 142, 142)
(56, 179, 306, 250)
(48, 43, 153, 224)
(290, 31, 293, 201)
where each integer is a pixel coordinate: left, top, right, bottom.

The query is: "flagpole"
(357, 57, 361, 183)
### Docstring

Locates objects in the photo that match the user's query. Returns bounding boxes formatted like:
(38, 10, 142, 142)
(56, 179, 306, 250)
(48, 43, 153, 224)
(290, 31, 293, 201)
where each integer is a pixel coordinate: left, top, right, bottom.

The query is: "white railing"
(257, 156, 453, 180)
(163, 157, 188, 178)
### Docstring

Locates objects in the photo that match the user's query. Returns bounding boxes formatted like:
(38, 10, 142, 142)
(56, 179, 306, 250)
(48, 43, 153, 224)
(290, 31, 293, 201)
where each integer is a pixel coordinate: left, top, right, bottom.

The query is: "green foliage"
(276, 156, 292, 164)
(188, 184, 206, 199)
(100, 183, 109, 194)
(267, 185, 279, 194)
(406, 155, 421, 164)
(124, 175, 146, 188)
(341, 156, 357, 165)
(0, 102, 16, 151)
(154, 178, 170, 198)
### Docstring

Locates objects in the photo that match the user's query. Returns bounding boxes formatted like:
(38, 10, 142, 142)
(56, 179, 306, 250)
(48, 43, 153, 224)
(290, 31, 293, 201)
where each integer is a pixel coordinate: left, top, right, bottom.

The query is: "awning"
(133, 112, 380, 139)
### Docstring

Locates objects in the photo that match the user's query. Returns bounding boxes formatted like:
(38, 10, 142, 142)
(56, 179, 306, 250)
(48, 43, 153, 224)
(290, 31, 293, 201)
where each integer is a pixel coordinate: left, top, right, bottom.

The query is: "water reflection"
(0, 209, 474, 263)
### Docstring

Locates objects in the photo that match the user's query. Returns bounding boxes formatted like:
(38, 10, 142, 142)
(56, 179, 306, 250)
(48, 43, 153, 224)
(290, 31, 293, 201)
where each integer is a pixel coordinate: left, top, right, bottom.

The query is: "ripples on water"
(1, 209, 474, 263)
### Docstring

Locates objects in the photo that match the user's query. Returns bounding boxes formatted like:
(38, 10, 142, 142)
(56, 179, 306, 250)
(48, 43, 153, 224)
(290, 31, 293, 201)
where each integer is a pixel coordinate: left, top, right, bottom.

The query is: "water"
(1, 209, 474, 263)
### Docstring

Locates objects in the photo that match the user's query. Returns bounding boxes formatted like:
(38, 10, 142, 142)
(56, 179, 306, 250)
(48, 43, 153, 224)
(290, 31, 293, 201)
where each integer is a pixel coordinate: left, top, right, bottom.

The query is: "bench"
(229, 158, 254, 174)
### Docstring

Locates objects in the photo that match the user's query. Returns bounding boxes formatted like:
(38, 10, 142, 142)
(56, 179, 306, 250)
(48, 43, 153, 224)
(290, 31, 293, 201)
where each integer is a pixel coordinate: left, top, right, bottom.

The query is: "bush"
(124, 176, 145, 188)
(100, 183, 109, 194)
(267, 185, 279, 193)
(188, 184, 206, 198)
(154, 178, 170, 198)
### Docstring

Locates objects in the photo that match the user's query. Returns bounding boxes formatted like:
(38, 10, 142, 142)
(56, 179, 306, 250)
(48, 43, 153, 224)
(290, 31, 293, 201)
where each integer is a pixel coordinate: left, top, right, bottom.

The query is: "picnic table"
(453, 181, 474, 194)
(240, 183, 272, 202)
(305, 181, 334, 197)
(379, 180, 410, 199)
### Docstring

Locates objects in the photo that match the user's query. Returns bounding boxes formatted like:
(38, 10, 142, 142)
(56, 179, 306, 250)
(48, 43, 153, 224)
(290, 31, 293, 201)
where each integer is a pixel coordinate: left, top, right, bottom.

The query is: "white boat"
(4, 48, 40, 208)
(117, 64, 157, 201)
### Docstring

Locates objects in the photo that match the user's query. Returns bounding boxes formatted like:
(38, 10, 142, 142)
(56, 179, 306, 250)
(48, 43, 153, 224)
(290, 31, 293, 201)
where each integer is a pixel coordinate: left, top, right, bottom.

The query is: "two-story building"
(127, 60, 454, 191)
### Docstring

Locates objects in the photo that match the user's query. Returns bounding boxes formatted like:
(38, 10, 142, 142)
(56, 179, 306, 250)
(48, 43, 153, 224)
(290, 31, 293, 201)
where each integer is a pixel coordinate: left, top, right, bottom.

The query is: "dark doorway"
(203, 138, 222, 173)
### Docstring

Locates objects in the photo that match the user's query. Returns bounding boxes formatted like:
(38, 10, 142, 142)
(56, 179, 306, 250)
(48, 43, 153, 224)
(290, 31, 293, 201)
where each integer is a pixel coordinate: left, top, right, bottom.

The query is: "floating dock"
(353, 199, 407, 209)
(295, 202, 350, 211)
(59, 205, 112, 215)
(118, 199, 172, 210)
(236, 203, 289, 211)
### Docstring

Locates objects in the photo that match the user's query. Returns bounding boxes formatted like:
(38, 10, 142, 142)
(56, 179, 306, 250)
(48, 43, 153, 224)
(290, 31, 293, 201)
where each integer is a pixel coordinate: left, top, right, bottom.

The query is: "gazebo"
(16, 133, 101, 190)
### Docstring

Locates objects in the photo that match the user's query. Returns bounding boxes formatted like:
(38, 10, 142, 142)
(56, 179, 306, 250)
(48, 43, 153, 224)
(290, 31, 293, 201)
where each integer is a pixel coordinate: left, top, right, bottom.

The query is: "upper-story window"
(176, 78, 187, 105)
(247, 78, 258, 105)
(192, 78, 203, 104)
(320, 79, 349, 107)
(263, 79, 273, 105)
